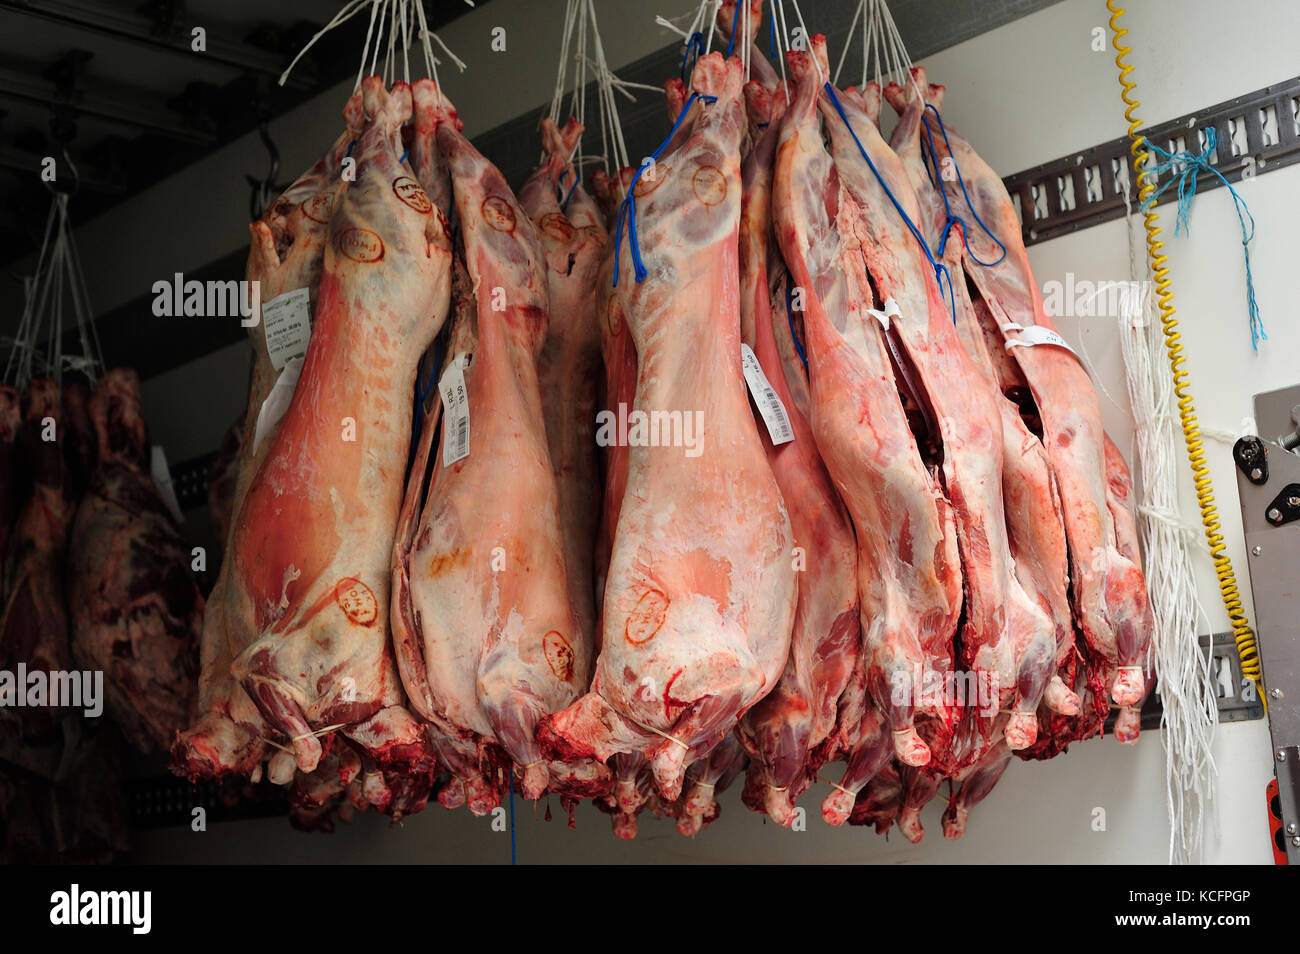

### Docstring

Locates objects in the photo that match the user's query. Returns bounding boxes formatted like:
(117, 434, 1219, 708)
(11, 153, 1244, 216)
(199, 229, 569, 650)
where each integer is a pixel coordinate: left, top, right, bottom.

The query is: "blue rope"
(822, 83, 957, 325)
(410, 332, 444, 447)
(1139, 126, 1265, 349)
(613, 91, 717, 286)
(785, 275, 809, 370)
(345, 140, 356, 158)
(507, 771, 517, 866)
(681, 32, 705, 83)
(768, 7, 776, 58)
(725, 7, 740, 56)
(558, 168, 580, 211)
(920, 104, 1006, 268)
(399, 148, 408, 165)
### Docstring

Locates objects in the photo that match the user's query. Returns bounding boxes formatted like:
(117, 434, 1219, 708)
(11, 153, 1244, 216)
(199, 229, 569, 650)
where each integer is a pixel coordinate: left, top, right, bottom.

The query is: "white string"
(832, 0, 863, 87)
(1117, 188, 1216, 866)
(4, 190, 102, 388)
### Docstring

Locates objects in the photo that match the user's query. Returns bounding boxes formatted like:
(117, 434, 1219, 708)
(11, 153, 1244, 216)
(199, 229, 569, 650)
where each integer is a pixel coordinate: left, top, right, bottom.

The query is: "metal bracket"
(1234, 384, 1300, 865)
(1003, 76, 1300, 246)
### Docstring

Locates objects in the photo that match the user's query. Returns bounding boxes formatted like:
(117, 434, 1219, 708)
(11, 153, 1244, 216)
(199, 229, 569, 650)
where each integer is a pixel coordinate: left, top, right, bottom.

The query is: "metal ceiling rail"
(0, 0, 311, 88)
(0, 61, 215, 143)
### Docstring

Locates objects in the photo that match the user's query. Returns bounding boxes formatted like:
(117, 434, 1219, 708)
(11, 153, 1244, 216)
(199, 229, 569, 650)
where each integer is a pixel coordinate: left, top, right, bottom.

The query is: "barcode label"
(740, 344, 794, 446)
(261, 287, 312, 371)
(439, 353, 471, 466)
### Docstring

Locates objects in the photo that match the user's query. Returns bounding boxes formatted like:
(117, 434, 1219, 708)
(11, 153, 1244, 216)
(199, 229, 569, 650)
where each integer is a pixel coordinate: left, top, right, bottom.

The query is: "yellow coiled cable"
(1106, 0, 1264, 705)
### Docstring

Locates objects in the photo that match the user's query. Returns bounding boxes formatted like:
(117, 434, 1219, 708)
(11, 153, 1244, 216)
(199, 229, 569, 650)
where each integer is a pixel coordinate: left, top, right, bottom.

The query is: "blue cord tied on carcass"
(786, 274, 809, 371)
(725, 7, 740, 56)
(613, 91, 717, 287)
(822, 82, 957, 325)
(558, 168, 580, 211)
(680, 31, 706, 83)
(1140, 126, 1266, 349)
(920, 104, 1006, 268)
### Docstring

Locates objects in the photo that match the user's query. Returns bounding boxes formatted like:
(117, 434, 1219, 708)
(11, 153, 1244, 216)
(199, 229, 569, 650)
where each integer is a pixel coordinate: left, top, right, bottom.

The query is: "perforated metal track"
(1002, 76, 1300, 245)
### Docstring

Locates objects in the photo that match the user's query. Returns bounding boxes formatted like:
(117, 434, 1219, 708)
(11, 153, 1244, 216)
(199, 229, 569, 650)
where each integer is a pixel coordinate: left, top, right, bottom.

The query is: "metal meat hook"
(246, 119, 282, 220)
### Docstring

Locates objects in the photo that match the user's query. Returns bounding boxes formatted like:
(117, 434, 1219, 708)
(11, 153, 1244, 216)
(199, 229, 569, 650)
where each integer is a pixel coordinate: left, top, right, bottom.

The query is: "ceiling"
(0, 0, 483, 265)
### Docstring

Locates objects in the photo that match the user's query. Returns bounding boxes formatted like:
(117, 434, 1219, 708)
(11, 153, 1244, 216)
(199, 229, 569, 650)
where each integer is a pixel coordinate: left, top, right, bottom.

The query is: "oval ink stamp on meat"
(481, 196, 515, 232)
(543, 631, 575, 681)
(692, 166, 726, 206)
(633, 165, 668, 198)
(605, 295, 625, 337)
(301, 191, 334, 224)
(539, 212, 573, 243)
(336, 227, 384, 262)
(625, 588, 669, 645)
(392, 176, 433, 214)
(334, 577, 378, 626)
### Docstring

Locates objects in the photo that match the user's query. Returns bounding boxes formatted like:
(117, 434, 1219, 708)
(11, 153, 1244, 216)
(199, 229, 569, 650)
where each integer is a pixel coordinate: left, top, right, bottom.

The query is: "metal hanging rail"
(1002, 76, 1300, 246)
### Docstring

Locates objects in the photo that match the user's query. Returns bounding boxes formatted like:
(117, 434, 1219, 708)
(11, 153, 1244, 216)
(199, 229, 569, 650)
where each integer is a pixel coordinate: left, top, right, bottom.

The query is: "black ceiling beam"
(0, 0, 313, 89)
(0, 56, 216, 143)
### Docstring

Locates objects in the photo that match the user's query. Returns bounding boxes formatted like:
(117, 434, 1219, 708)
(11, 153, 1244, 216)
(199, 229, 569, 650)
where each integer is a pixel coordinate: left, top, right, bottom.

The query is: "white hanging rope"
(831, 0, 922, 97)
(1118, 189, 1217, 866)
(278, 0, 467, 99)
(4, 189, 104, 389)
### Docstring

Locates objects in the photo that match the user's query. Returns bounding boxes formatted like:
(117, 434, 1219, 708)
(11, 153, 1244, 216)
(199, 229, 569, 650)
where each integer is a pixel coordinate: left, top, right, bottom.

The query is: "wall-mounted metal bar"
(1003, 76, 1300, 246)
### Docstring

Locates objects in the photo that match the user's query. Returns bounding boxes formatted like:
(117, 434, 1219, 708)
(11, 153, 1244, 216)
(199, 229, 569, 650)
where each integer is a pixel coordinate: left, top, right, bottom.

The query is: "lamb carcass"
(540, 53, 797, 801)
(771, 50, 960, 819)
(174, 88, 365, 782)
(68, 369, 201, 752)
(519, 115, 608, 676)
(883, 72, 1081, 727)
(391, 88, 586, 807)
(797, 39, 1054, 761)
(890, 69, 1154, 709)
(226, 77, 448, 781)
(734, 82, 859, 825)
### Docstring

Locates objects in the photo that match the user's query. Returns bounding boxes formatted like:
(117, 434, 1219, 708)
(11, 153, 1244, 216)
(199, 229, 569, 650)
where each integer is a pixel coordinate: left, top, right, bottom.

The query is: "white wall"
(129, 0, 1296, 863)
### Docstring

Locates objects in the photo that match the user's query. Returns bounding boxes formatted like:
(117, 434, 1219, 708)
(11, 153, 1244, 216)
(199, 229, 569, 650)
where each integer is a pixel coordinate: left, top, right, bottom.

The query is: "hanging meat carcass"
(0, 387, 22, 561)
(391, 85, 596, 810)
(733, 77, 859, 825)
(173, 88, 366, 783)
(0, 380, 73, 738)
(518, 115, 608, 686)
(771, 49, 960, 819)
(796, 39, 1058, 764)
(540, 52, 797, 802)
(883, 71, 1081, 729)
(67, 368, 202, 752)
(224, 77, 448, 783)
(885, 69, 1155, 712)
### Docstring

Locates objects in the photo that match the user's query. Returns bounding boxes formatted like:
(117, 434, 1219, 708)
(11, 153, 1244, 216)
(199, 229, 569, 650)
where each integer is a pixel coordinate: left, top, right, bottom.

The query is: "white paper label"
(740, 344, 794, 446)
(251, 356, 304, 458)
(261, 287, 312, 371)
(439, 353, 471, 466)
(1003, 323, 1080, 359)
(150, 445, 185, 524)
(865, 296, 902, 330)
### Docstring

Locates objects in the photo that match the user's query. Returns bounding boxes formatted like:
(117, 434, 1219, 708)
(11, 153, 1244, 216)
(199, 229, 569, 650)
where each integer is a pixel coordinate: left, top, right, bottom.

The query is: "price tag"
(439, 353, 472, 466)
(740, 344, 794, 446)
(261, 287, 312, 371)
(1003, 323, 1081, 359)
